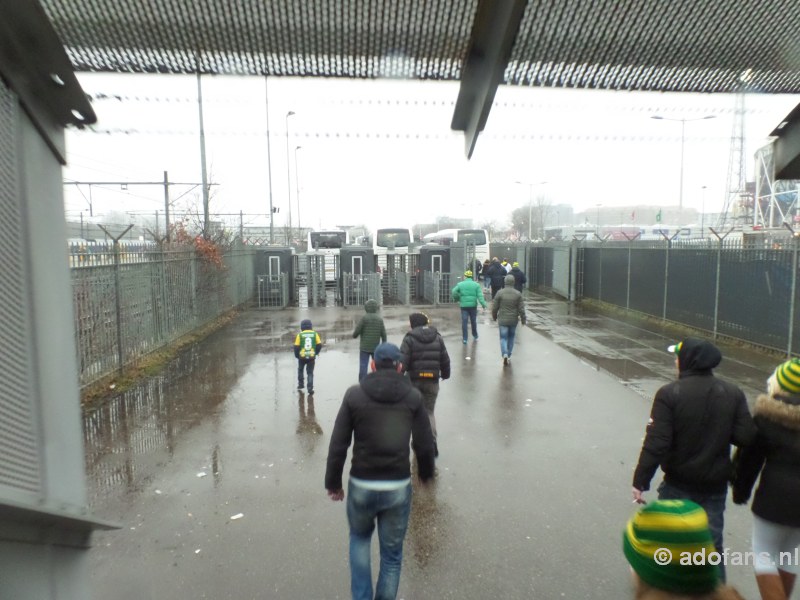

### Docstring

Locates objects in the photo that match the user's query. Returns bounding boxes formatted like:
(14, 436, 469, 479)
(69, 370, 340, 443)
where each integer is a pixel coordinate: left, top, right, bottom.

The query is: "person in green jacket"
(451, 269, 487, 344)
(491, 274, 527, 365)
(352, 298, 387, 381)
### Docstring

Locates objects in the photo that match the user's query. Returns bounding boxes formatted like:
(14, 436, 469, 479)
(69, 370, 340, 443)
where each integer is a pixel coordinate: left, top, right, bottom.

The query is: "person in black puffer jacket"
(733, 358, 800, 599)
(325, 343, 435, 600)
(399, 312, 451, 457)
(632, 337, 757, 581)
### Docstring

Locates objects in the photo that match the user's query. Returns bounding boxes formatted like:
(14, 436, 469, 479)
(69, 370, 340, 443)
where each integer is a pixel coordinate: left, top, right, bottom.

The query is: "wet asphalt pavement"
(84, 292, 777, 599)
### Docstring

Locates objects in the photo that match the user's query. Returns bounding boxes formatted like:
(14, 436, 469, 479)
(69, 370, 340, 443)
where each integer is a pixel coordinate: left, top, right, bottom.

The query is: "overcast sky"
(63, 74, 800, 232)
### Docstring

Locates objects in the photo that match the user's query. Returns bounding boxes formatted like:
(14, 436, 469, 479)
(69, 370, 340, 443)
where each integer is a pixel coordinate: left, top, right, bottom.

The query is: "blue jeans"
(358, 351, 373, 382)
(499, 324, 518, 357)
(347, 480, 412, 600)
(460, 307, 478, 341)
(297, 358, 315, 392)
(658, 481, 727, 581)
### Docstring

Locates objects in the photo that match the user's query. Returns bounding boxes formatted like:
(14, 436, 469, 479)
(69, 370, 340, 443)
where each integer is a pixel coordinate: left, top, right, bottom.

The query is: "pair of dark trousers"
(297, 358, 315, 392)
(658, 480, 728, 581)
(410, 379, 440, 441)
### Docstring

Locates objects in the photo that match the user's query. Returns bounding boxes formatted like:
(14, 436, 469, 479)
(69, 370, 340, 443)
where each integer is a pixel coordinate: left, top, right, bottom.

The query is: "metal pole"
(527, 184, 532, 240)
(295, 145, 302, 235)
(285, 111, 295, 242)
(196, 73, 210, 239)
(709, 227, 733, 339)
(789, 239, 798, 357)
(679, 119, 686, 213)
(264, 77, 275, 244)
(163, 170, 171, 242)
(98, 224, 134, 374)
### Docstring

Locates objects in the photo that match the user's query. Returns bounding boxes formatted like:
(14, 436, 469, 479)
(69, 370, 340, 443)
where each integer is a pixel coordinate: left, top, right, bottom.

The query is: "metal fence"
(257, 274, 289, 308)
(72, 246, 255, 387)
(530, 239, 800, 355)
(423, 271, 457, 305)
(342, 274, 382, 307)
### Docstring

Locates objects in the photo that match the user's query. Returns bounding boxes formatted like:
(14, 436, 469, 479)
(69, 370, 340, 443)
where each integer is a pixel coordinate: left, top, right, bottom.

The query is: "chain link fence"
(72, 245, 254, 387)
(530, 238, 800, 355)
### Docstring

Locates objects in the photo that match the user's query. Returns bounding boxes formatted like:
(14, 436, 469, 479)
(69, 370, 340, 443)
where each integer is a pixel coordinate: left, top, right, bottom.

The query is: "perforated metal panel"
(39, 0, 800, 93)
(0, 82, 42, 497)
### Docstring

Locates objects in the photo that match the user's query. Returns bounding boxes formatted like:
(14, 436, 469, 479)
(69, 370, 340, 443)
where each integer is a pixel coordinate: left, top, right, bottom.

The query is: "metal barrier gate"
(342, 274, 382, 307)
(257, 274, 289, 308)
(423, 271, 456, 305)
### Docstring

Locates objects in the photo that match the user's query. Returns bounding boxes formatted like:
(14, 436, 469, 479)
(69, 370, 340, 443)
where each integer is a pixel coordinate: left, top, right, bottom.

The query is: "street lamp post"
(515, 180, 547, 240)
(651, 115, 716, 215)
(294, 145, 302, 236)
(701, 185, 707, 238)
(596, 203, 602, 234)
(285, 110, 295, 243)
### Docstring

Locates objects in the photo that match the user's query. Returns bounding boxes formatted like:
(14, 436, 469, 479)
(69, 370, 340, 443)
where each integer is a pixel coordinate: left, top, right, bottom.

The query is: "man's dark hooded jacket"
(325, 368, 436, 490)
(399, 324, 451, 382)
(632, 338, 757, 494)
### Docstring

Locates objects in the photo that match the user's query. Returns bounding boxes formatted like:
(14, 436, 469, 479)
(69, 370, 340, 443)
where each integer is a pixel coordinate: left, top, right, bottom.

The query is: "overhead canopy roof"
(37, 0, 800, 158)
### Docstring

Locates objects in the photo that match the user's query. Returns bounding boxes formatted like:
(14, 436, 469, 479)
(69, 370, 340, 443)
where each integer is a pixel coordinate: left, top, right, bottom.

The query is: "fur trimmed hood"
(754, 393, 800, 431)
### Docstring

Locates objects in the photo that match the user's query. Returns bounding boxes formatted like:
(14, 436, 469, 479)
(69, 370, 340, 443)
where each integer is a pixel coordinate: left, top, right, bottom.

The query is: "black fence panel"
(599, 247, 629, 308)
(629, 248, 666, 316)
(582, 248, 601, 300)
(664, 247, 717, 332)
(717, 248, 791, 350)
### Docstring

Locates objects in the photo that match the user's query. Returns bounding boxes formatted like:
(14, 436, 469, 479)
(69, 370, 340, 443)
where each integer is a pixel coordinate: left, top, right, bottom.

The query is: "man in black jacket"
(484, 257, 507, 299)
(631, 337, 756, 578)
(400, 313, 451, 457)
(325, 343, 435, 600)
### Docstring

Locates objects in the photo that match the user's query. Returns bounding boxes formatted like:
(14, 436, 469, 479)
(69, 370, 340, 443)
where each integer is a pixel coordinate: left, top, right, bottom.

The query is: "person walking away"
(325, 343, 436, 600)
(294, 318, 322, 394)
(400, 313, 451, 457)
(482, 259, 491, 290)
(623, 499, 745, 599)
(485, 257, 507, 299)
(510, 261, 527, 292)
(451, 269, 487, 344)
(631, 338, 757, 581)
(352, 298, 387, 382)
(491, 273, 526, 366)
(732, 358, 800, 600)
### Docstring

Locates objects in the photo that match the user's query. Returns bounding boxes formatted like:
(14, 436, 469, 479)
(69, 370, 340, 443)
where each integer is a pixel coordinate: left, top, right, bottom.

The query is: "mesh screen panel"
(40, 0, 800, 92)
(0, 82, 42, 496)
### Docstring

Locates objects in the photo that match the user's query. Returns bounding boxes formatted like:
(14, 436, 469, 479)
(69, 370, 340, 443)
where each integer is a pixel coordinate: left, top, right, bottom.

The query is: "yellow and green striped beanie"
(776, 358, 800, 394)
(623, 500, 719, 594)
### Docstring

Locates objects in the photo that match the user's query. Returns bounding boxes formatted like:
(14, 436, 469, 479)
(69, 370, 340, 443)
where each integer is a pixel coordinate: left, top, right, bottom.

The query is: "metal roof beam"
(451, 0, 527, 158)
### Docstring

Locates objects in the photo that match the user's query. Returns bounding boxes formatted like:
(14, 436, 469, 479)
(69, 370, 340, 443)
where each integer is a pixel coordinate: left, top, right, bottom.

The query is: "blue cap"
(373, 342, 401, 364)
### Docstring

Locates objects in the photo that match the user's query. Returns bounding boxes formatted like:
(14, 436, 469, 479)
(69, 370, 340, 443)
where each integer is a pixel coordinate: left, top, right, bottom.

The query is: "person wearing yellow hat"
(451, 269, 487, 344)
(623, 499, 744, 599)
(509, 261, 527, 292)
(733, 358, 800, 600)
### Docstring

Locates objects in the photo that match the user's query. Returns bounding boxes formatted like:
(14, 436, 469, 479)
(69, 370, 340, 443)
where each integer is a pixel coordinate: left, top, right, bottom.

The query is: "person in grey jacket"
(491, 274, 526, 365)
(352, 298, 387, 381)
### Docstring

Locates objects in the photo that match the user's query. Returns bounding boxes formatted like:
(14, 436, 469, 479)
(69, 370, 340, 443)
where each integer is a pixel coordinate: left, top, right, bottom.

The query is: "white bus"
(373, 227, 414, 255)
(422, 228, 490, 264)
(307, 229, 348, 282)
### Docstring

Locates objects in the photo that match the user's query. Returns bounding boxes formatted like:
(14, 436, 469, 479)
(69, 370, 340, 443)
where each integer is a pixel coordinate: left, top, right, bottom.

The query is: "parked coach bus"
(373, 227, 414, 255)
(307, 229, 348, 282)
(422, 228, 490, 264)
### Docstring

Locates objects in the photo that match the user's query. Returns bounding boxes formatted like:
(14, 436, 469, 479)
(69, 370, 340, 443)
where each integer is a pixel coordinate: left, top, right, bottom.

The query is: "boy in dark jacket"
(325, 343, 435, 600)
(400, 313, 451, 457)
(352, 298, 387, 381)
(294, 318, 322, 394)
(631, 338, 756, 579)
(484, 257, 507, 299)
